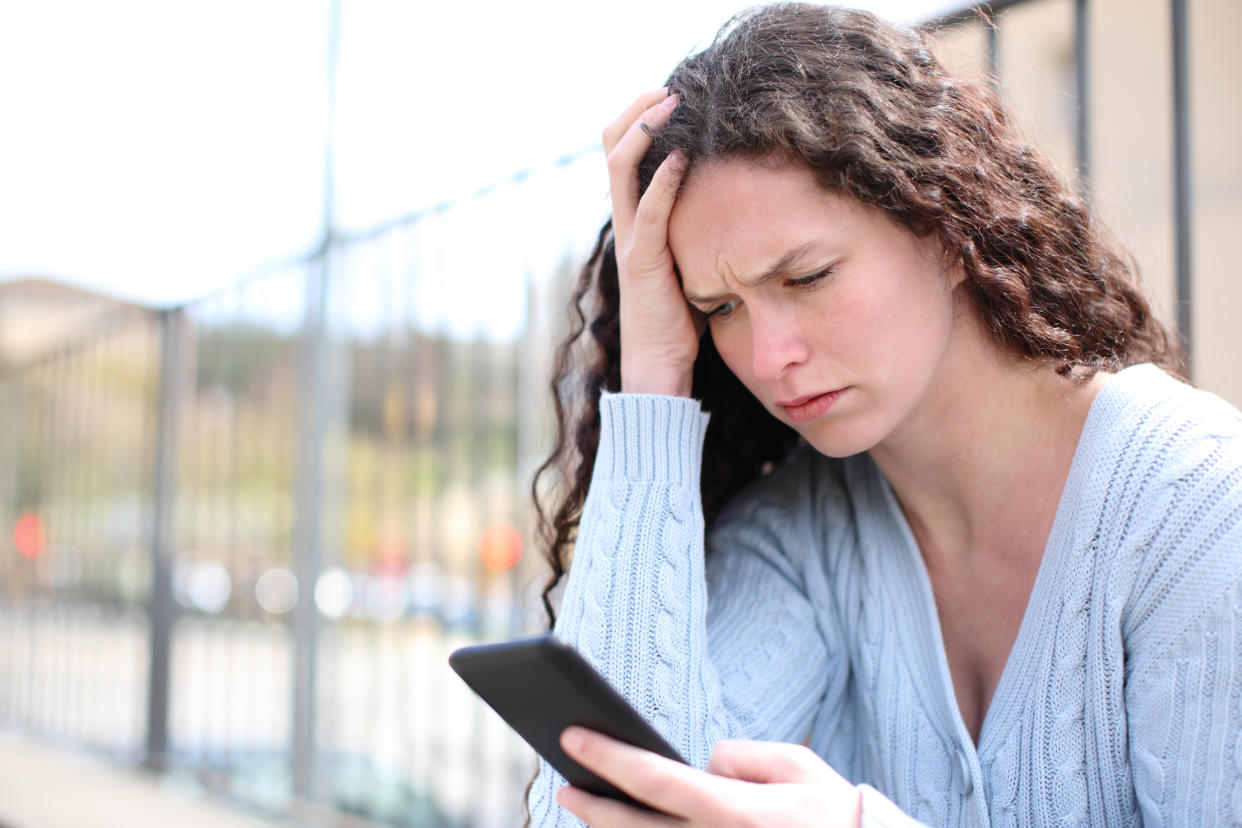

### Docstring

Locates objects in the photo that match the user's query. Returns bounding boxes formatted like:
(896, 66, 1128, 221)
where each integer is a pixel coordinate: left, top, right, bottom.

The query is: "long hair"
(530, 2, 1180, 627)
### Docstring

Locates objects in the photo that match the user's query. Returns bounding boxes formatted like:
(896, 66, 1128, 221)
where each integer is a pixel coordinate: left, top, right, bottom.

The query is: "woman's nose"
(750, 309, 809, 381)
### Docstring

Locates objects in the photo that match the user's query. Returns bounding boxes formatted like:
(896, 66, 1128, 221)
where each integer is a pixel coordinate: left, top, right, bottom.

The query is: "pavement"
(0, 732, 282, 828)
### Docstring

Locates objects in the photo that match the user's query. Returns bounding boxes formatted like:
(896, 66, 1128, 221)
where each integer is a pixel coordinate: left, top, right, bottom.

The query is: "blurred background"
(0, 0, 1237, 825)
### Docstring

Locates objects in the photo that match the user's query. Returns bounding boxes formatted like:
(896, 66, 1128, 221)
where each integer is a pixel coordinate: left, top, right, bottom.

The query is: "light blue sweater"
(528, 364, 1242, 826)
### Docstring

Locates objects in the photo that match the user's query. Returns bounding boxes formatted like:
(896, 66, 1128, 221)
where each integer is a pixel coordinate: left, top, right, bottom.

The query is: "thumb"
(705, 740, 823, 784)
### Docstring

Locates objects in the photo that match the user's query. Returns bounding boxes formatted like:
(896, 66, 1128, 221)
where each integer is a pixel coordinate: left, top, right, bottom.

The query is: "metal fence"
(0, 149, 604, 826)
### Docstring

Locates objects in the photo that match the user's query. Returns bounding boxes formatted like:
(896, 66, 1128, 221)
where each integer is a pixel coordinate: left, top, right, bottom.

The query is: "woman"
(528, 4, 1242, 826)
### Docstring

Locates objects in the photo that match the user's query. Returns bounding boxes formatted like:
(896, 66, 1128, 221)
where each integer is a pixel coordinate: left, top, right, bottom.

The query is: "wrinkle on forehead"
(670, 156, 851, 301)
(685, 241, 822, 305)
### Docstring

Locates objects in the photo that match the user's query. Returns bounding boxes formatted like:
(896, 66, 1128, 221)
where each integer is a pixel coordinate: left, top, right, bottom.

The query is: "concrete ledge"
(0, 732, 280, 828)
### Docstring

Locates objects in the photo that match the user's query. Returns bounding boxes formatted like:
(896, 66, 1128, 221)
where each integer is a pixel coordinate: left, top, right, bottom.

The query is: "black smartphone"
(448, 633, 688, 810)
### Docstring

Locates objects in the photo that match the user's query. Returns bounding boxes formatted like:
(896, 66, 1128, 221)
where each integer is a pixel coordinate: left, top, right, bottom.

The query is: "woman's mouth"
(776, 388, 847, 423)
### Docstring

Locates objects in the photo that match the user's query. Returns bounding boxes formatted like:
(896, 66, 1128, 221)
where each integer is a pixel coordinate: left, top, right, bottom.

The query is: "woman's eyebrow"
(683, 241, 819, 304)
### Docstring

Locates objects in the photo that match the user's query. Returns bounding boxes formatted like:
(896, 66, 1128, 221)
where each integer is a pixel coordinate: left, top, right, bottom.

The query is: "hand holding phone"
(448, 633, 688, 810)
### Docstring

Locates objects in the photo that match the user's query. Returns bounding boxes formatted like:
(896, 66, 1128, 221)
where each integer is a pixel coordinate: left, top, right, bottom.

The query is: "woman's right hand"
(603, 89, 700, 397)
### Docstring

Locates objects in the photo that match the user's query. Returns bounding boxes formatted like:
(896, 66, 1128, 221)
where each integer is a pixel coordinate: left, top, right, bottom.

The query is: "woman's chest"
(836, 553, 1137, 827)
(928, 553, 1042, 745)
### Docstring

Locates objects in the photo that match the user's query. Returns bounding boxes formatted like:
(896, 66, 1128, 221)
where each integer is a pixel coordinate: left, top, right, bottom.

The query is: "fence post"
(145, 307, 182, 772)
(291, 0, 340, 806)
(1074, 0, 1091, 197)
(1171, 0, 1193, 372)
(292, 251, 330, 805)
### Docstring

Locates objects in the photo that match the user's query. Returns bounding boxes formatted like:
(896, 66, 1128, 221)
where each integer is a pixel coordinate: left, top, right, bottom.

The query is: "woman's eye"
(787, 267, 835, 288)
(708, 299, 739, 320)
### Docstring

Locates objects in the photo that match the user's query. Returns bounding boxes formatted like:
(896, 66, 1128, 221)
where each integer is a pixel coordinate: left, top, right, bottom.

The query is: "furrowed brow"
(683, 241, 819, 305)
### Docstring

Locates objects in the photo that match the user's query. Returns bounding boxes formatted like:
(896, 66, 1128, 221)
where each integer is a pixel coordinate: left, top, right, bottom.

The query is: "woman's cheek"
(713, 320, 757, 388)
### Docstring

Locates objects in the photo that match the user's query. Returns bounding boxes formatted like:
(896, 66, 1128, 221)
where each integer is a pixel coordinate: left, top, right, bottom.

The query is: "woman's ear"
(947, 260, 968, 289)
(919, 232, 965, 288)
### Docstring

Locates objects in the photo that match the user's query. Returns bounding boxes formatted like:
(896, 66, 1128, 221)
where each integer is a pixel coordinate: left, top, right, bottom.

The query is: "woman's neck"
(868, 334, 1109, 571)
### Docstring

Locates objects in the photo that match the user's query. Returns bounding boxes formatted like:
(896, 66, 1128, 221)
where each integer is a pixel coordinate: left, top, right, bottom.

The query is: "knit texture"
(527, 365, 1242, 827)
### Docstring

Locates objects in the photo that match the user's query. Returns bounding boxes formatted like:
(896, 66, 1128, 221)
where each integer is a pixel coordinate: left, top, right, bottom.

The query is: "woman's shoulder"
(1081, 365, 1242, 650)
(1092, 362, 1241, 439)
(1083, 363, 1242, 505)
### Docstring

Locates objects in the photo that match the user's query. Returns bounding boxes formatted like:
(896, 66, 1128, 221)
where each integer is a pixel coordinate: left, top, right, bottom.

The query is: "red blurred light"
(479, 524, 522, 573)
(13, 513, 47, 559)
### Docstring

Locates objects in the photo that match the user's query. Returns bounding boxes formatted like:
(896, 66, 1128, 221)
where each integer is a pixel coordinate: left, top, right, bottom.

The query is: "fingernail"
(662, 93, 679, 109)
(561, 727, 584, 753)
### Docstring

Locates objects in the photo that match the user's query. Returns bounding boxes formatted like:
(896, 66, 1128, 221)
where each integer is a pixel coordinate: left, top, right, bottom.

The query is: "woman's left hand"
(556, 726, 863, 827)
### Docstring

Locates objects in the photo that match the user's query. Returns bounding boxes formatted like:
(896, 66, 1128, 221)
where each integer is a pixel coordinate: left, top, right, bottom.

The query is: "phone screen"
(449, 633, 687, 810)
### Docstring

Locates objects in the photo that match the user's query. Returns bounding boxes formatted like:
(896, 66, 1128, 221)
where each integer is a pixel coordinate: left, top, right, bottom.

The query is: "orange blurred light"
(14, 512, 47, 559)
(479, 524, 522, 573)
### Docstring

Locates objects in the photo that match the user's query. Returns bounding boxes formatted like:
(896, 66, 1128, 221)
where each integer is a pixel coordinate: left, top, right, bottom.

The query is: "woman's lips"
(777, 388, 847, 423)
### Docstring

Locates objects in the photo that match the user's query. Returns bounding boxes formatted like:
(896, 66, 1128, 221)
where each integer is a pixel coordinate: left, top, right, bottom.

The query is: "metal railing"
(0, 149, 603, 826)
(926, 0, 1200, 370)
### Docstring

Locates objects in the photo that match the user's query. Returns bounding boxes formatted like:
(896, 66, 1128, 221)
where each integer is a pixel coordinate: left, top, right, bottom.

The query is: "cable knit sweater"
(528, 364, 1242, 826)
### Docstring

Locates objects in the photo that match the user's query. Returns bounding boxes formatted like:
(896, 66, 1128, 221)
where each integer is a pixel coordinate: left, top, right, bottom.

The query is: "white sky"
(0, 0, 965, 311)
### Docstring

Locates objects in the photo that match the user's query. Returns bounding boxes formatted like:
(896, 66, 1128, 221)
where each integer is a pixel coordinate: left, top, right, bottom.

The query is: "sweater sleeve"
(1126, 574, 1242, 826)
(527, 393, 928, 828)
(1123, 425, 1242, 826)
(526, 392, 713, 826)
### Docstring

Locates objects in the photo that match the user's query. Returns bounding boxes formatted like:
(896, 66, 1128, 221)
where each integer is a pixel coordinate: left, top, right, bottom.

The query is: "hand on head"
(603, 89, 700, 398)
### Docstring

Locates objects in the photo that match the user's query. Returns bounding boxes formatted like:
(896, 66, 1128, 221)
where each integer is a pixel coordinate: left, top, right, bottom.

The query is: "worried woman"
(528, 4, 1242, 825)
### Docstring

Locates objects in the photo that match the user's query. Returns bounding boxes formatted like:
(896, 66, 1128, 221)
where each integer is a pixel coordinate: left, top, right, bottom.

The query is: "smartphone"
(448, 633, 688, 810)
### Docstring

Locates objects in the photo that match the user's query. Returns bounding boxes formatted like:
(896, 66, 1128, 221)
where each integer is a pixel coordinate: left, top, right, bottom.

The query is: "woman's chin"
(797, 420, 883, 460)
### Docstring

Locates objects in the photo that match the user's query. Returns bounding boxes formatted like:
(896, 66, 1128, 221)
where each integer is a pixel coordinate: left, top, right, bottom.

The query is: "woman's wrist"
(620, 360, 694, 397)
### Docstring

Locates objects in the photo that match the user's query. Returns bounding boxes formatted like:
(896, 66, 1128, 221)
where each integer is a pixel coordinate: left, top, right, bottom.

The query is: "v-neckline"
(870, 370, 1118, 759)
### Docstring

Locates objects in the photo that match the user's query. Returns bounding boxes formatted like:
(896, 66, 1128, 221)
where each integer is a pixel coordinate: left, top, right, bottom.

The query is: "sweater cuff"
(858, 784, 927, 828)
(597, 392, 710, 488)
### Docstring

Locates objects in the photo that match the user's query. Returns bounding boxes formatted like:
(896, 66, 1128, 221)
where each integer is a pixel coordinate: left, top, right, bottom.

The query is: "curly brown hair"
(530, 2, 1180, 626)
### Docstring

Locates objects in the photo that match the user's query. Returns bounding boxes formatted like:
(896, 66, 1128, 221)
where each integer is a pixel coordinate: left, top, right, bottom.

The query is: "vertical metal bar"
(292, 0, 340, 803)
(1074, 0, 1091, 197)
(1171, 0, 1193, 371)
(222, 289, 241, 769)
(45, 355, 63, 739)
(146, 308, 182, 772)
(984, 9, 1000, 95)
(67, 345, 83, 741)
(21, 372, 37, 729)
(132, 314, 161, 755)
(186, 304, 206, 763)
(54, 346, 73, 744)
(67, 340, 85, 745)
(387, 231, 416, 802)
(34, 361, 51, 736)
(406, 221, 436, 808)
(225, 287, 243, 771)
(292, 258, 329, 801)
(35, 360, 51, 735)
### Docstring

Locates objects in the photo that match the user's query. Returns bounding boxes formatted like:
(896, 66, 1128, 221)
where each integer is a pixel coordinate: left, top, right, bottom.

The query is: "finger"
(560, 727, 724, 819)
(608, 94, 679, 245)
(556, 786, 684, 828)
(705, 740, 823, 784)
(602, 88, 671, 155)
(622, 151, 687, 280)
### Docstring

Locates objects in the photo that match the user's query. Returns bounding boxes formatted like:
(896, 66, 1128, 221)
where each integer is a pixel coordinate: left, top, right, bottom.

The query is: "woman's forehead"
(668, 159, 876, 285)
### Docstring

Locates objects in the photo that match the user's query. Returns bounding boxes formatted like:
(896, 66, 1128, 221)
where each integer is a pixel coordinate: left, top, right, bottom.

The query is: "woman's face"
(667, 158, 964, 458)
